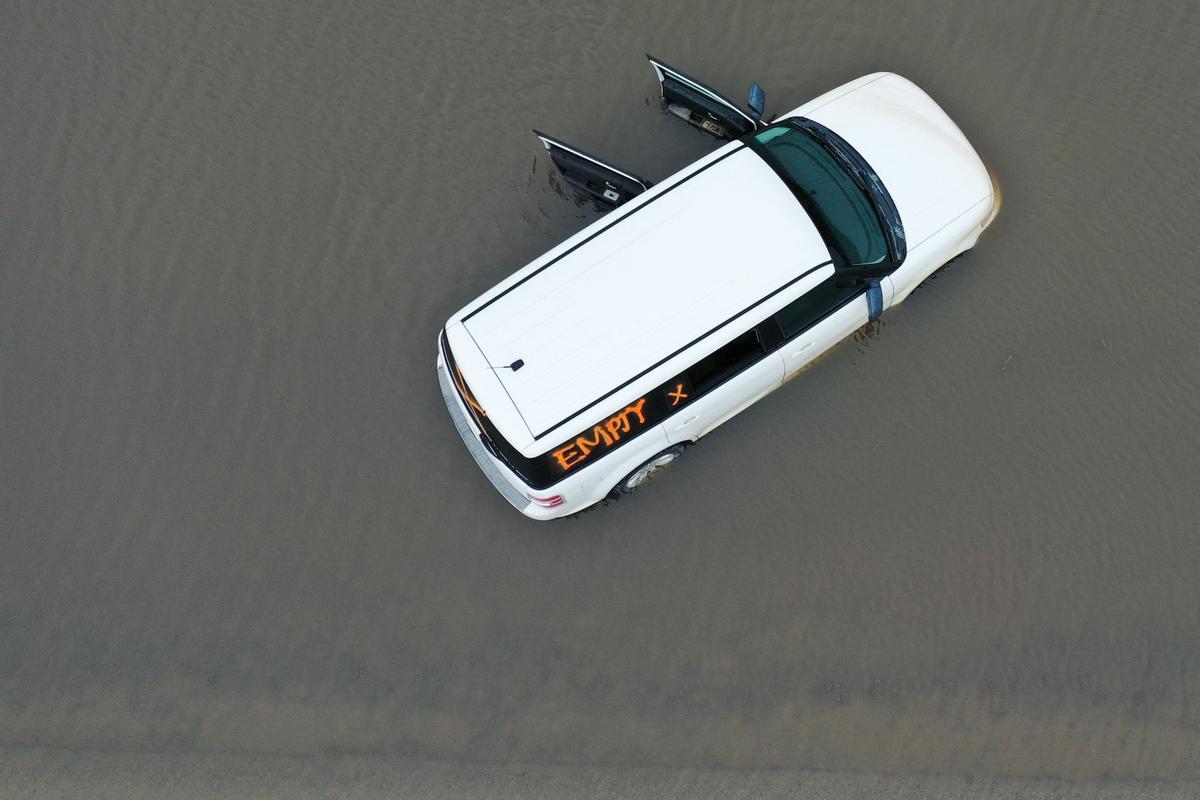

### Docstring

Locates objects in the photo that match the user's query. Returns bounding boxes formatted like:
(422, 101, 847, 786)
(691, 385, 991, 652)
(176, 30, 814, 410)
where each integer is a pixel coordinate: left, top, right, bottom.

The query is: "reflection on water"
(853, 318, 886, 348)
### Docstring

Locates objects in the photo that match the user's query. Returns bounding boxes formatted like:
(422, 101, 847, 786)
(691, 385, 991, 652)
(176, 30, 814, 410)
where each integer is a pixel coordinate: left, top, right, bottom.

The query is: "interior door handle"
(674, 415, 700, 430)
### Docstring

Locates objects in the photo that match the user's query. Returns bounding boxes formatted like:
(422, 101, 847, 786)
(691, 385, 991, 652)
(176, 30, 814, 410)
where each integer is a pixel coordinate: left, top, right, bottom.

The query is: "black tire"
(612, 445, 686, 496)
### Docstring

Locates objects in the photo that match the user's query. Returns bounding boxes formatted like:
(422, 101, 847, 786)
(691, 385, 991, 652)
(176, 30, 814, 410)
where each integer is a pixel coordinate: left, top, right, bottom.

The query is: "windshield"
(751, 124, 888, 267)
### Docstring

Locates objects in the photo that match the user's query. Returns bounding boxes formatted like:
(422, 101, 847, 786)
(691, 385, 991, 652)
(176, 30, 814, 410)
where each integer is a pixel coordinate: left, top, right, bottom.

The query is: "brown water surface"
(3, 0, 1200, 784)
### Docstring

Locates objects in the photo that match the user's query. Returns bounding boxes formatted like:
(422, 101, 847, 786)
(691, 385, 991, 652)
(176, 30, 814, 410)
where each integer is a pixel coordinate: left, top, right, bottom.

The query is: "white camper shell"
(438, 66, 998, 520)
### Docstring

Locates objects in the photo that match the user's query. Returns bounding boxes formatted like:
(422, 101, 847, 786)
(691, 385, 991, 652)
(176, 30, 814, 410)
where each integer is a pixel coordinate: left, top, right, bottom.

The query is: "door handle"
(674, 414, 700, 430)
(789, 342, 814, 357)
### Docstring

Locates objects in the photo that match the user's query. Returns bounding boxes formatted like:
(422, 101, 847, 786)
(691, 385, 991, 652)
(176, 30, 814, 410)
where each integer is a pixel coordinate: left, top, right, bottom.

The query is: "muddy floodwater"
(3, 0, 1200, 793)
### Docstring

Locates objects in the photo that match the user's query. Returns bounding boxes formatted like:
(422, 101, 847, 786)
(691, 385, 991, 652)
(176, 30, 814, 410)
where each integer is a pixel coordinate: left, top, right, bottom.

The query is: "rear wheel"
(612, 445, 686, 496)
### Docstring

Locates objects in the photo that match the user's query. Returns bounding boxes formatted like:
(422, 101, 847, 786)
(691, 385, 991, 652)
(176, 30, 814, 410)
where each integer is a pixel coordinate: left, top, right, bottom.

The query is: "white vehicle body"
(437, 70, 998, 520)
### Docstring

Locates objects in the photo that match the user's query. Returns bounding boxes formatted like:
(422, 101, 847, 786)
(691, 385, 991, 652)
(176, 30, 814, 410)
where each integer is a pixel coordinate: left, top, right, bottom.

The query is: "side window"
(687, 330, 766, 395)
(774, 277, 863, 340)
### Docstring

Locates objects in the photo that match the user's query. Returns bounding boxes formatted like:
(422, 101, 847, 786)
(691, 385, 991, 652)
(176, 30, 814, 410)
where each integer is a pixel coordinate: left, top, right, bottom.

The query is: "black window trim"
(685, 328, 770, 397)
(762, 276, 872, 351)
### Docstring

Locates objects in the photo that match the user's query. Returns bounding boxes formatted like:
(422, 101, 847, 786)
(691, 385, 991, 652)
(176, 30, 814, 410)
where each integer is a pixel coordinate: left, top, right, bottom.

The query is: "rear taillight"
(528, 494, 565, 509)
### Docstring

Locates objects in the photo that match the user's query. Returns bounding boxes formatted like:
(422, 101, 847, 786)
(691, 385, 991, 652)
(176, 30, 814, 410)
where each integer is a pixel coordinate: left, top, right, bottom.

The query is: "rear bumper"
(436, 358, 533, 514)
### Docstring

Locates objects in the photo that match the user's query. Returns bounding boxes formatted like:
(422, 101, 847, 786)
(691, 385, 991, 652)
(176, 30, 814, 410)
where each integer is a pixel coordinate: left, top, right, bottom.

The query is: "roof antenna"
(488, 359, 524, 372)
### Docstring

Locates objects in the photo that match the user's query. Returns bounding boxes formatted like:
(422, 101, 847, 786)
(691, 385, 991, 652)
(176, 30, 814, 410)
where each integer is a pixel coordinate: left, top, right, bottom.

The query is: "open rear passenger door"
(646, 54, 765, 140)
(534, 131, 652, 209)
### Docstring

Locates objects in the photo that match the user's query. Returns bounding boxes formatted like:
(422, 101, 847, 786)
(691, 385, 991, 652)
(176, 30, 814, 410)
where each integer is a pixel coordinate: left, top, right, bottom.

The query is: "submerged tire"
(917, 251, 969, 289)
(612, 445, 686, 496)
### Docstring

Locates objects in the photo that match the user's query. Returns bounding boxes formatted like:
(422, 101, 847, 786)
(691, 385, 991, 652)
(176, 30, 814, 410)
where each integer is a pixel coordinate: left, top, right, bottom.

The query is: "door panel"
(535, 131, 652, 208)
(646, 54, 759, 140)
(782, 294, 869, 378)
(664, 352, 784, 444)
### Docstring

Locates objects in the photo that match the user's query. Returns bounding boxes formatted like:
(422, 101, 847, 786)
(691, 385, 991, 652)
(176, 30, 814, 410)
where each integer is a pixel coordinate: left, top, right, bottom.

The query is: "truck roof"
(449, 141, 830, 452)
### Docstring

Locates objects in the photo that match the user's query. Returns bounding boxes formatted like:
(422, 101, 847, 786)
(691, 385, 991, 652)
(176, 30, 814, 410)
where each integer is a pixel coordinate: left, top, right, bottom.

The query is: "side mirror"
(747, 83, 766, 121)
(866, 279, 884, 322)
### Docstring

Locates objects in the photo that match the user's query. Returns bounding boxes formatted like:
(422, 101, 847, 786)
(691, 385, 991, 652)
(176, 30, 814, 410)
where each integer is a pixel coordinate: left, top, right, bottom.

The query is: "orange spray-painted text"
(551, 398, 648, 472)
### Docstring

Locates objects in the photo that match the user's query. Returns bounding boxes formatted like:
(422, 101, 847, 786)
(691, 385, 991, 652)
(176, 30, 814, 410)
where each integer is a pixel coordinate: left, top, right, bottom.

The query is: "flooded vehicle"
(438, 57, 999, 519)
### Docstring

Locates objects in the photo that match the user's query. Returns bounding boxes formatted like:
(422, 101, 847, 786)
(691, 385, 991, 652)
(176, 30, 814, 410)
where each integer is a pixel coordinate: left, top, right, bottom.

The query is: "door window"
(687, 330, 766, 395)
(774, 277, 863, 339)
(647, 54, 759, 140)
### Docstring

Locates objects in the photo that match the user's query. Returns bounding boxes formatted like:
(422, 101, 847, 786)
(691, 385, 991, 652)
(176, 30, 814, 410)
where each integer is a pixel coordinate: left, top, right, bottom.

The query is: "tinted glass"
(775, 277, 863, 339)
(754, 126, 888, 267)
(687, 330, 765, 394)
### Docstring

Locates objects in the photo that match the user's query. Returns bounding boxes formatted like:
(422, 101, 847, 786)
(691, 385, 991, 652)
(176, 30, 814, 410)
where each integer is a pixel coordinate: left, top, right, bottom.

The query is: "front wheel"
(917, 251, 968, 290)
(612, 445, 686, 496)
